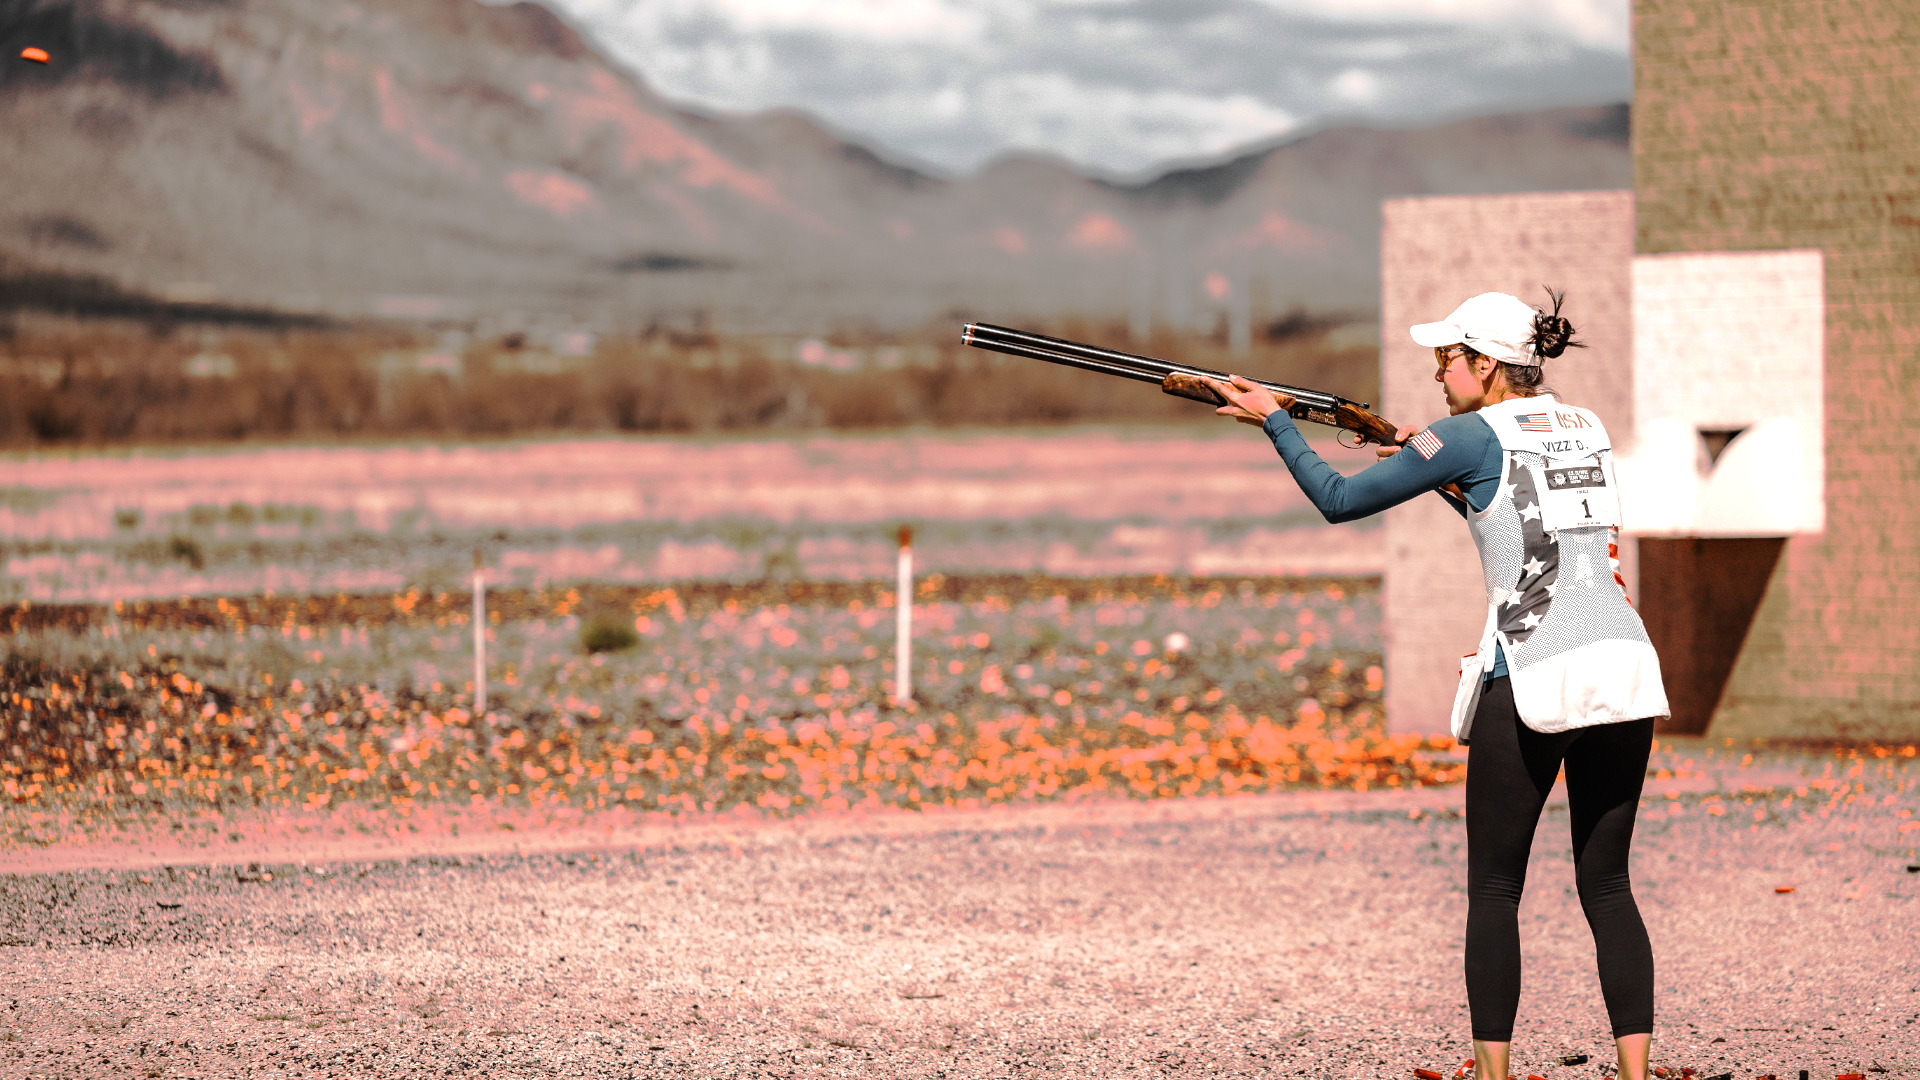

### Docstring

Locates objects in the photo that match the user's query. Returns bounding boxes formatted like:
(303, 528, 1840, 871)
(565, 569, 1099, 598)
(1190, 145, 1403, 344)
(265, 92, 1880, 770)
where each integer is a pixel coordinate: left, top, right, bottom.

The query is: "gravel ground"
(2, 749, 1916, 1080)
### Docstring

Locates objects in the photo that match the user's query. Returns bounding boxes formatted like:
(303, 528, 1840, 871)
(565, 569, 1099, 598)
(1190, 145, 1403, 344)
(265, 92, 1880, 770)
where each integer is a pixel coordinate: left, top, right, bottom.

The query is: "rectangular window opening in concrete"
(1636, 536, 1787, 736)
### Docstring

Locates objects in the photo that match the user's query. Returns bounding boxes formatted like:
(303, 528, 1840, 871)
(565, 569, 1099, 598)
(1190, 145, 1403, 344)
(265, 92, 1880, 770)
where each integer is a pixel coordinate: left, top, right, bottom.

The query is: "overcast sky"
(544, 0, 1631, 179)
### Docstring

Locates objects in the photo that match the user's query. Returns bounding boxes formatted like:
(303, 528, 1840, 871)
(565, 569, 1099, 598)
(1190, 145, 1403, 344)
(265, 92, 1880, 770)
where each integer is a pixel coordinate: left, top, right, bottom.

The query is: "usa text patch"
(1410, 429, 1444, 459)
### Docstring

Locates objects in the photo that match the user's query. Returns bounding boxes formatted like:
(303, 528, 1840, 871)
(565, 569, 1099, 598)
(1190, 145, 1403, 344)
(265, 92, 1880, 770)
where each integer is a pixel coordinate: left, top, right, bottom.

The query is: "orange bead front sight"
(20, 47, 51, 63)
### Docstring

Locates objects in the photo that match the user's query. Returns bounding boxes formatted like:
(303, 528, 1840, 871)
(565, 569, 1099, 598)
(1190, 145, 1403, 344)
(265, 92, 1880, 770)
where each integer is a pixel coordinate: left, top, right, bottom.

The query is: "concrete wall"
(1624, 250, 1825, 536)
(1379, 191, 1635, 735)
(1635, 0, 1920, 741)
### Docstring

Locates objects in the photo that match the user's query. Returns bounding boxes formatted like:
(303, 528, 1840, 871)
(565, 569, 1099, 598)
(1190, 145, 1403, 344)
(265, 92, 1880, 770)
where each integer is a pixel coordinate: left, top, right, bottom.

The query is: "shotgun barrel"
(960, 322, 1401, 446)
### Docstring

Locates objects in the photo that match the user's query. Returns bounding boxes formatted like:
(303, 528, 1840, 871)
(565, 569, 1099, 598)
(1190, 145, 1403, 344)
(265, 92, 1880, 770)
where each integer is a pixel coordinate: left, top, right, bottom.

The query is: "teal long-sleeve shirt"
(1260, 408, 1510, 676)
(1259, 409, 1504, 521)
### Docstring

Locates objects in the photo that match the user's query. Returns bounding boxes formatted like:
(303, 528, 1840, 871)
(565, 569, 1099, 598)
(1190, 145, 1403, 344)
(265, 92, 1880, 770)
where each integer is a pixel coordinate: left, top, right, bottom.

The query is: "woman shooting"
(1205, 290, 1669, 1080)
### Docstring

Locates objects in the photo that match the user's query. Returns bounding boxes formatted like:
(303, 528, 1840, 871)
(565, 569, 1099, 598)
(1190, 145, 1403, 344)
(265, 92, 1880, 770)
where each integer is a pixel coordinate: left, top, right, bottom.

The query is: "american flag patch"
(1516, 413, 1552, 432)
(1409, 428, 1444, 459)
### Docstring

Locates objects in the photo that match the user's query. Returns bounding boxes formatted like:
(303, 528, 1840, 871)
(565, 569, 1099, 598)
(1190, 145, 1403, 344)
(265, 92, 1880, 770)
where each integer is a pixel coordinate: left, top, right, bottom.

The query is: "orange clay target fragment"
(20, 47, 51, 63)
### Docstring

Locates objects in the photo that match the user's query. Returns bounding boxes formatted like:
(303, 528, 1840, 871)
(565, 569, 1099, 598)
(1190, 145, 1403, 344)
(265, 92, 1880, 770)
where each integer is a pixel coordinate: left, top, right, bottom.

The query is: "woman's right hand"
(1375, 425, 1418, 458)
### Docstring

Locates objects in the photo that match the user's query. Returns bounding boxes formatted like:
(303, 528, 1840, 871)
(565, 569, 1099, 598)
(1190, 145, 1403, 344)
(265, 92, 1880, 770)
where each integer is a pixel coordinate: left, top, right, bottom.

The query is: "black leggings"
(1465, 677, 1656, 1042)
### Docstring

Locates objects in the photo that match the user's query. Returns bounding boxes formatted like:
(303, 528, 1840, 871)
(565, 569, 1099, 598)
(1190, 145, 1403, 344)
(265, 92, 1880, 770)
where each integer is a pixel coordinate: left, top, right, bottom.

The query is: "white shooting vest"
(1449, 396, 1669, 742)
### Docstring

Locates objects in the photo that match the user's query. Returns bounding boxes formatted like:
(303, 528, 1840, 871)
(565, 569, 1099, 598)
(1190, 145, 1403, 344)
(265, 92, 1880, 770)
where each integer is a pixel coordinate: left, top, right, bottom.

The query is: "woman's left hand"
(1206, 374, 1293, 428)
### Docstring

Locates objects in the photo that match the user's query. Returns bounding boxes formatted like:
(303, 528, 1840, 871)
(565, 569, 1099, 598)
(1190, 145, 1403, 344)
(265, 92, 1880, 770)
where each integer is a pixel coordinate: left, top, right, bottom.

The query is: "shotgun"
(960, 322, 1402, 447)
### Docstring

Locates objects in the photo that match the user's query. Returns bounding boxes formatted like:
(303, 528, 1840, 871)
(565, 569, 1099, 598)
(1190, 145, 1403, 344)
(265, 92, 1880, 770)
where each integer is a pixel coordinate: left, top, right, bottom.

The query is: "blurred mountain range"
(0, 0, 1632, 336)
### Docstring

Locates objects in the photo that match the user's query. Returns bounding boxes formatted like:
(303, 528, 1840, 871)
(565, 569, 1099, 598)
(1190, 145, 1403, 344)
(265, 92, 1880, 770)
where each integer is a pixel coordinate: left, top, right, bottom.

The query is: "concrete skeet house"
(1381, 0, 1917, 743)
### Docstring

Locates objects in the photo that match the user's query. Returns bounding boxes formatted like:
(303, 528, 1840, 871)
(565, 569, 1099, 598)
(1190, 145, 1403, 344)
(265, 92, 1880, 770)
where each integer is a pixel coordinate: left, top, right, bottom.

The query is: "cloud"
(552, 0, 1630, 176)
(1329, 68, 1380, 103)
(699, 0, 983, 41)
(969, 75, 1298, 173)
(1254, 0, 1629, 51)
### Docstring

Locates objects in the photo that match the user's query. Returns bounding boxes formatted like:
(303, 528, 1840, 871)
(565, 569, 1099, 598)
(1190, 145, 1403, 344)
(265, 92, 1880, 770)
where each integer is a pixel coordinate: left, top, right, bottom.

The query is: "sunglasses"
(1434, 344, 1479, 369)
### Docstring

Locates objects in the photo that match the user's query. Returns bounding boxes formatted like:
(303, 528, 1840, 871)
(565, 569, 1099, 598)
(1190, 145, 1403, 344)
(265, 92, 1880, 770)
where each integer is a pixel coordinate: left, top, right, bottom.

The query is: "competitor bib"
(1528, 453, 1621, 532)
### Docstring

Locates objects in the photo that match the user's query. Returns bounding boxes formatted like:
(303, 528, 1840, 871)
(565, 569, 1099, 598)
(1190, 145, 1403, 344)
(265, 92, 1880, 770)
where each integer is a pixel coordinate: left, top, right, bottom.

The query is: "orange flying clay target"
(20, 47, 51, 64)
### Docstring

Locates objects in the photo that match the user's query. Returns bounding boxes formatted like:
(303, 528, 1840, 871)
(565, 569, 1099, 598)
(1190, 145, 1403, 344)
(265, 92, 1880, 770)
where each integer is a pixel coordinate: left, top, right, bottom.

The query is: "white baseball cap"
(1409, 292, 1540, 366)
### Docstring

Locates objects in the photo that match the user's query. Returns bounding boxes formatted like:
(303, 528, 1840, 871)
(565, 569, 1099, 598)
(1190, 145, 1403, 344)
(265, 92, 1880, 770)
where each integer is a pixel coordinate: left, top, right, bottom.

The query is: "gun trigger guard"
(1336, 430, 1367, 450)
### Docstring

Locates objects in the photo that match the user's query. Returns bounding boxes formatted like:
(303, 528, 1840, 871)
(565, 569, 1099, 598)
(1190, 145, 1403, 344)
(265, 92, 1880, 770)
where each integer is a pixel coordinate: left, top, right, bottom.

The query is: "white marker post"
(472, 548, 487, 717)
(894, 524, 913, 709)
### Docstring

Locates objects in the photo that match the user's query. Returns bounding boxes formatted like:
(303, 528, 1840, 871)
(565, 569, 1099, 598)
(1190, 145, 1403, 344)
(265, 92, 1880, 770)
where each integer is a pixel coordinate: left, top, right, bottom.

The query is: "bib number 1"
(1531, 455, 1621, 532)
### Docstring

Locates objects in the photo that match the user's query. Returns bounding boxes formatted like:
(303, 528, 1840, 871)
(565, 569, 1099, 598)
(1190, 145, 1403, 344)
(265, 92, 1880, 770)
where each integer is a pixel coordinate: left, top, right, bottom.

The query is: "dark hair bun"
(1528, 287, 1586, 360)
(1531, 313, 1577, 358)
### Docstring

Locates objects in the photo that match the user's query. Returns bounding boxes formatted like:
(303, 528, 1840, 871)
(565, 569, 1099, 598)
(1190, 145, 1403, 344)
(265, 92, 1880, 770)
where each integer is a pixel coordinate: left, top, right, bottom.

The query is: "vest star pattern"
(1496, 454, 1558, 645)
(1511, 524, 1653, 671)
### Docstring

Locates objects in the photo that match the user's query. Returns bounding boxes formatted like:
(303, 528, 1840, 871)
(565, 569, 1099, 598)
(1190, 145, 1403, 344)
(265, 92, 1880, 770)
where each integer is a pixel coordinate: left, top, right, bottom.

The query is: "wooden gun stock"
(1162, 372, 1400, 447)
(1160, 371, 1229, 407)
(1332, 399, 1403, 448)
